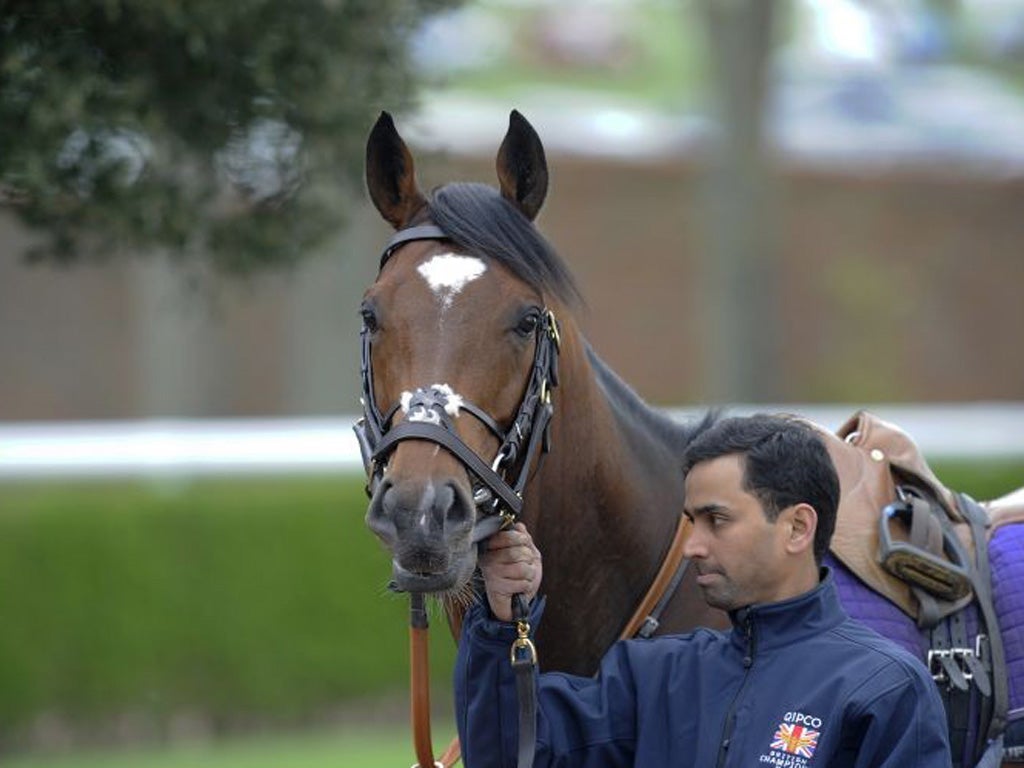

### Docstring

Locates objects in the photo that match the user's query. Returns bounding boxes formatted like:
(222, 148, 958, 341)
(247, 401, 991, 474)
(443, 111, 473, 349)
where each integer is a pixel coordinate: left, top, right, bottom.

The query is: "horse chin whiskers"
(438, 578, 480, 614)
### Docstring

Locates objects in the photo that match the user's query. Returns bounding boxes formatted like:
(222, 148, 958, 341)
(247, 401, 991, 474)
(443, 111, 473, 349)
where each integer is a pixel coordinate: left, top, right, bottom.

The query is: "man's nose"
(683, 522, 706, 558)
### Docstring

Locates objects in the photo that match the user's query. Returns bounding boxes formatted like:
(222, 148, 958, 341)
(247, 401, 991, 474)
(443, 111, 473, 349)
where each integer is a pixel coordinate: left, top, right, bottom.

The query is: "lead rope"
(409, 594, 438, 768)
(408, 594, 537, 768)
(410, 593, 461, 768)
(510, 593, 539, 768)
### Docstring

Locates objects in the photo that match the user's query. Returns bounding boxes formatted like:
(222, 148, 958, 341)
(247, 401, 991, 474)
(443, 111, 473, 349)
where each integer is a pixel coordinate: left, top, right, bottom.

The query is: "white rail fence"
(2, 403, 1023, 480)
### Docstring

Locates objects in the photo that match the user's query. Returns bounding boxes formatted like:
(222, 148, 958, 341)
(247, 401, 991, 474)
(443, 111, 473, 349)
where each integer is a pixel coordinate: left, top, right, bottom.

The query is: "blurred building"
(2, 118, 1022, 422)
(2, 1, 1024, 421)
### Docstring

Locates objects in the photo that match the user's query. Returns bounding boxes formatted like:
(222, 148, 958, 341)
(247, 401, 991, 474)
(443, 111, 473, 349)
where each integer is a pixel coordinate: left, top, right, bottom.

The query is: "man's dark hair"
(681, 414, 841, 565)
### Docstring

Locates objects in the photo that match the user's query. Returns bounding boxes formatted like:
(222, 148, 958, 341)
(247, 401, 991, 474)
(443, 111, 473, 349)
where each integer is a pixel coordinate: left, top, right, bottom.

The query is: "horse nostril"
(369, 478, 474, 541)
(432, 482, 454, 529)
(443, 481, 474, 531)
(365, 479, 397, 544)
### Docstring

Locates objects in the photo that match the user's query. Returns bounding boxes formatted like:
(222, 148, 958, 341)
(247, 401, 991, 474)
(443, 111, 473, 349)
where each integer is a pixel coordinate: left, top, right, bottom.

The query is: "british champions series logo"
(771, 723, 819, 758)
(759, 711, 822, 766)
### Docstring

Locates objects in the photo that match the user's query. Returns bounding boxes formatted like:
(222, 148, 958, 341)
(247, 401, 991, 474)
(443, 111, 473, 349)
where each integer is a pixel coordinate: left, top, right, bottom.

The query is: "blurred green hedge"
(0, 462, 1019, 738)
(0, 475, 455, 739)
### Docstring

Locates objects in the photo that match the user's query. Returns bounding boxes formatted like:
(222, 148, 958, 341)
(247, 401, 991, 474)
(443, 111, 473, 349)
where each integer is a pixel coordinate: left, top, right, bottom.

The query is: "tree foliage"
(0, 0, 458, 272)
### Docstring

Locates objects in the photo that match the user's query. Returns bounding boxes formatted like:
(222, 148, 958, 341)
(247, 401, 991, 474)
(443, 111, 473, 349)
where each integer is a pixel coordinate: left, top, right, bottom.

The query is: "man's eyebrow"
(684, 503, 726, 520)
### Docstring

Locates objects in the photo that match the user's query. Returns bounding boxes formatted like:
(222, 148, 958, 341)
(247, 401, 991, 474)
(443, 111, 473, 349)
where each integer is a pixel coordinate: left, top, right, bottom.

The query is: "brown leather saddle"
(813, 410, 1024, 765)
(815, 410, 1024, 624)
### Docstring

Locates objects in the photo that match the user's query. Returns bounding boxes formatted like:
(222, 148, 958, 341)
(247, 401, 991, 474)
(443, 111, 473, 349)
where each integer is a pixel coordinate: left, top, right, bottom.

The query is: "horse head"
(359, 110, 578, 597)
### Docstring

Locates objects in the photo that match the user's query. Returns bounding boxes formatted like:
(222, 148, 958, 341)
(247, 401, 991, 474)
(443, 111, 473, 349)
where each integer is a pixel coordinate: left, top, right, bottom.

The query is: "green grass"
(928, 459, 1023, 502)
(3, 721, 455, 768)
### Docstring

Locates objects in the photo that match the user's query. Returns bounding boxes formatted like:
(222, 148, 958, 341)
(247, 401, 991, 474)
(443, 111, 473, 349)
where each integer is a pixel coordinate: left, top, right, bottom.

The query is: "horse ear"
(366, 111, 427, 229)
(496, 110, 548, 222)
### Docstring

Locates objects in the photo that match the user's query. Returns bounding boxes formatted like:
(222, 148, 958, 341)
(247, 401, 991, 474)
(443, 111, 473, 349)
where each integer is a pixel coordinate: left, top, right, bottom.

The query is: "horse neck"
(524, 331, 692, 672)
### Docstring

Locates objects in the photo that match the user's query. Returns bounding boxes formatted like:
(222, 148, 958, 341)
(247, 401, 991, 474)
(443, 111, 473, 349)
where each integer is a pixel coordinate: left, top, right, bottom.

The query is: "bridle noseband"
(354, 224, 561, 543)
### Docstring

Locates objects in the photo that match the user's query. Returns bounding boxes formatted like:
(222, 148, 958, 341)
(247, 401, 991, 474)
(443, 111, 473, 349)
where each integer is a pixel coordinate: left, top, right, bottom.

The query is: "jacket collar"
(728, 567, 848, 653)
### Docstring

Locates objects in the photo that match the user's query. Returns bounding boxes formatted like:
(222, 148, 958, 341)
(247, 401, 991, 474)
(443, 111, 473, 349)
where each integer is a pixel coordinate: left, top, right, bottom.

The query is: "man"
(454, 414, 951, 767)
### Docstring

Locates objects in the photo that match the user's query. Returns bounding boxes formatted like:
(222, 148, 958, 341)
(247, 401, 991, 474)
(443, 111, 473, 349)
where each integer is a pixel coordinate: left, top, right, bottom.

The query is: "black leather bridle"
(353, 224, 562, 542)
(355, 223, 558, 768)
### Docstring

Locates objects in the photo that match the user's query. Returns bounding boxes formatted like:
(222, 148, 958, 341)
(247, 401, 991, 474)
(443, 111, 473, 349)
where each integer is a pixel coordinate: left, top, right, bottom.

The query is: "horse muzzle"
(366, 476, 478, 594)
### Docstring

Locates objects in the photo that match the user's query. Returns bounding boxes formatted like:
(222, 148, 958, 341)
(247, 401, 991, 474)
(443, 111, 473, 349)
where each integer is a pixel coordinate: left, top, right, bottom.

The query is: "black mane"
(427, 183, 582, 306)
(586, 345, 718, 456)
(428, 182, 716, 450)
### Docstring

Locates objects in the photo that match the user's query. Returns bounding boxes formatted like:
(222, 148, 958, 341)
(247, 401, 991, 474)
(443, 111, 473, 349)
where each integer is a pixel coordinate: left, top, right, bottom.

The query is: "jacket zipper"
(716, 615, 757, 768)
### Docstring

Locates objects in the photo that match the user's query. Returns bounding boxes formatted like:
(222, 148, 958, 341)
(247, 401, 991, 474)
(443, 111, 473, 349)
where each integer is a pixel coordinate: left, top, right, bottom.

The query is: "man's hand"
(479, 522, 543, 622)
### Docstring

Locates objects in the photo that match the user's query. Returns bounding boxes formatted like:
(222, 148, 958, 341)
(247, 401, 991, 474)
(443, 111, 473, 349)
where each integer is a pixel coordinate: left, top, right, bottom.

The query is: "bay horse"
(358, 110, 1024, 767)
(359, 110, 722, 676)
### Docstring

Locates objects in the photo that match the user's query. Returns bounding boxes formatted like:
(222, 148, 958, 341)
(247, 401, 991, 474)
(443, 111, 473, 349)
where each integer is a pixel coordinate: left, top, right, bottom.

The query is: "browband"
(380, 224, 448, 270)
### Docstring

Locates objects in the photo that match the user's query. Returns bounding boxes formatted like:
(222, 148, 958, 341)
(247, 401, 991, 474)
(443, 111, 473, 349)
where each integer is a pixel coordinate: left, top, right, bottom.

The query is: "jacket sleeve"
(848, 662, 952, 768)
(454, 597, 639, 768)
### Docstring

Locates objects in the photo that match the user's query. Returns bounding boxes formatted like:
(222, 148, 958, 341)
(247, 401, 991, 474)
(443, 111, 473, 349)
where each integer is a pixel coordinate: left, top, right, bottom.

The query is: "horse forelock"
(426, 182, 582, 308)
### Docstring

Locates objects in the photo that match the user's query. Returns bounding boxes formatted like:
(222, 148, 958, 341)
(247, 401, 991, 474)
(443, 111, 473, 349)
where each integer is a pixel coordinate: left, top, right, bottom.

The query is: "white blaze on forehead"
(416, 253, 487, 309)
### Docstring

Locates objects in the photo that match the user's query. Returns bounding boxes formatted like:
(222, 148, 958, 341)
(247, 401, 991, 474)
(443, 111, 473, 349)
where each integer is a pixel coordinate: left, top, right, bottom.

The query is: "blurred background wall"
(4, 134, 1024, 420)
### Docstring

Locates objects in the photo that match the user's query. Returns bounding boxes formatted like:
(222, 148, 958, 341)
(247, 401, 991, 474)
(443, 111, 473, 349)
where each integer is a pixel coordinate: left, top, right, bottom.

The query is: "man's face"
(682, 454, 791, 611)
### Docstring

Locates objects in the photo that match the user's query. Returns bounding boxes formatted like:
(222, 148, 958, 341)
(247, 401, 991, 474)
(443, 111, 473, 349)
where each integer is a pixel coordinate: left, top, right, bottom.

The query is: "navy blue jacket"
(454, 571, 951, 767)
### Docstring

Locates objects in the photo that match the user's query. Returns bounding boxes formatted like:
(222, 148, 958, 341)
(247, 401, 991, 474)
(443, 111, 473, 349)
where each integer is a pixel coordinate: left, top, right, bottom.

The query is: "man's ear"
(783, 503, 818, 556)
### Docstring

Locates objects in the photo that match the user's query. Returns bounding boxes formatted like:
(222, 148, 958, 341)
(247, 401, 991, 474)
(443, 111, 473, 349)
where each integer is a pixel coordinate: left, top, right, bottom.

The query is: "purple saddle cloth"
(827, 521, 1024, 712)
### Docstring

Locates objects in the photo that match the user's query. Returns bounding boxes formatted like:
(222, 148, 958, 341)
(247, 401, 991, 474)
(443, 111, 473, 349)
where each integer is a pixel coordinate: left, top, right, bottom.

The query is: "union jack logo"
(771, 723, 819, 758)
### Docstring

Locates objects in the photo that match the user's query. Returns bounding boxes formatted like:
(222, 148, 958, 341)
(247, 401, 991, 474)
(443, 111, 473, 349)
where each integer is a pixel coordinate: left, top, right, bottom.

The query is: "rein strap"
(619, 514, 693, 639)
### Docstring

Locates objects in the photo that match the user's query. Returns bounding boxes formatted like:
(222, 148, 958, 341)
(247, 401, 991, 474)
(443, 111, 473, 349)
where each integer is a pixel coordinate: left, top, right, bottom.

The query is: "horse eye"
(515, 311, 540, 337)
(360, 305, 379, 333)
